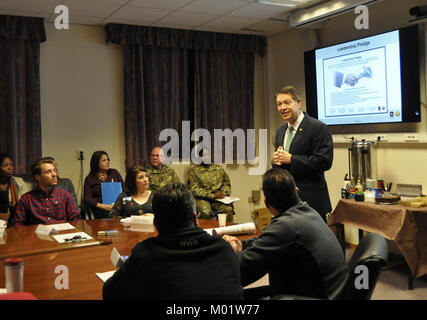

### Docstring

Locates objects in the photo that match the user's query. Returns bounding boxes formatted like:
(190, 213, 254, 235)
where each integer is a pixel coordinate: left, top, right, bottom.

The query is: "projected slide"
(323, 47, 387, 117)
(315, 30, 402, 125)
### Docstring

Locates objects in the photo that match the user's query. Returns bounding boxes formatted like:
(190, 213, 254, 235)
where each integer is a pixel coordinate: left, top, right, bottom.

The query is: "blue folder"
(101, 182, 122, 205)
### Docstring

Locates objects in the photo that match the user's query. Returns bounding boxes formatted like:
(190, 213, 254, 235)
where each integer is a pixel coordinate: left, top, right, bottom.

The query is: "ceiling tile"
(82, 0, 129, 4)
(194, 25, 239, 34)
(0, 9, 49, 18)
(202, 15, 262, 29)
(227, 2, 293, 19)
(181, 0, 247, 15)
(68, 15, 105, 25)
(109, 6, 172, 22)
(247, 19, 288, 34)
(158, 11, 218, 26)
(128, 0, 193, 10)
(64, 0, 122, 18)
(151, 22, 196, 30)
(235, 29, 268, 36)
(104, 17, 153, 26)
(0, 0, 63, 13)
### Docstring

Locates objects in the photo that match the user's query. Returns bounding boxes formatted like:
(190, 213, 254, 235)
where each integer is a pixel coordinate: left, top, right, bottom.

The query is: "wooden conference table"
(0, 218, 260, 300)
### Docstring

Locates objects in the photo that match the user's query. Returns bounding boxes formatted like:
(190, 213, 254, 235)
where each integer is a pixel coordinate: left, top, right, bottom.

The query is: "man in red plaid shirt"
(10, 158, 80, 227)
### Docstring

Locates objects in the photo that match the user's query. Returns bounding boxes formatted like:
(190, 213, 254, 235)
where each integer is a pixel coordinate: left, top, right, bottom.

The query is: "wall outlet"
(405, 134, 419, 141)
(252, 190, 261, 203)
(77, 150, 84, 160)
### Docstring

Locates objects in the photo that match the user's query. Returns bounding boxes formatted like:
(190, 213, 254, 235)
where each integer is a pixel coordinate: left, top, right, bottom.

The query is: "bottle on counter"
(349, 177, 356, 198)
(356, 179, 364, 193)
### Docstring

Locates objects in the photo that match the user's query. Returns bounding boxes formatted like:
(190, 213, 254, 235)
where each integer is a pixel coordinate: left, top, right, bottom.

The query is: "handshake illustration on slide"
(334, 66, 372, 88)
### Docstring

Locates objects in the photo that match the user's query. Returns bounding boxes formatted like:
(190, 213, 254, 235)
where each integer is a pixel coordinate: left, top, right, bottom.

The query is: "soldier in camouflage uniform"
(187, 160, 234, 222)
(147, 147, 180, 192)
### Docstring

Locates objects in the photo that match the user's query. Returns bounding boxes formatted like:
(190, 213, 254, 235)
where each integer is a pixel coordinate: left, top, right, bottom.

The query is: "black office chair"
(79, 204, 95, 220)
(272, 232, 388, 300)
(338, 232, 388, 300)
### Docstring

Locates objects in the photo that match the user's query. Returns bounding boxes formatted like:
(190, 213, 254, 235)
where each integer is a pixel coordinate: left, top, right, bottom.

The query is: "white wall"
(266, 0, 427, 244)
(40, 23, 126, 203)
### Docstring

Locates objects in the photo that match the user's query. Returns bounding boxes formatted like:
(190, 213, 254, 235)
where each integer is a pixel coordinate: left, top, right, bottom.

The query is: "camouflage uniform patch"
(187, 164, 234, 222)
(147, 164, 180, 192)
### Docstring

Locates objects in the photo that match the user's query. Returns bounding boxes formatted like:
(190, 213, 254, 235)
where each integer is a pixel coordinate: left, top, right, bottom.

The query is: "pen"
(98, 230, 119, 236)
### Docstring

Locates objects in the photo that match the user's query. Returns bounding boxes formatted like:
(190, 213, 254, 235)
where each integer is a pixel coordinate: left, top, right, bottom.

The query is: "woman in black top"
(110, 165, 153, 217)
(0, 153, 28, 213)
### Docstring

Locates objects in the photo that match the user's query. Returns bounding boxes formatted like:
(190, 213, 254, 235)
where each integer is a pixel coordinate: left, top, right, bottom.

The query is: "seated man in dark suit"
(103, 183, 243, 300)
(224, 168, 348, 300)
(11, 158, 80, 227)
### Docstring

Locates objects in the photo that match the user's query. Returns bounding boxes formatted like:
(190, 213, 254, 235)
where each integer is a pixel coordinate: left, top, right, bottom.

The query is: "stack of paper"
(120, 215, 155, 232)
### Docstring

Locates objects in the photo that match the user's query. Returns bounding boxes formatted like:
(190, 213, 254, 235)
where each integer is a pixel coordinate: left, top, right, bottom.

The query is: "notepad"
(101, 182, 122, 205)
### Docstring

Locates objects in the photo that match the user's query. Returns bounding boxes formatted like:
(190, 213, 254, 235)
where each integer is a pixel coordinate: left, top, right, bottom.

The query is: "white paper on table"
(212, 222, 256, 236)
(130, 224, 155, 232)
(52, 232, 93, 244)
(35, 232, 54, 242)
(216, 197, 240, 205)
(35, 224, 55, 236)
(48, 223, 75, 231)
(130, 215, 154, 225)
(120, 217, 131, 225)
(204, 228, 213, 236)
(121, 215, 154, 226)
(0, 220, 6, 228)
(35, 223, 75, 237)
(110, 247, 123, 267)
(95, 270, 116, 283)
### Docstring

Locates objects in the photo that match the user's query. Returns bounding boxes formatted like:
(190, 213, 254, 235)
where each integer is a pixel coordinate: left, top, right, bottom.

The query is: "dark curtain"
(194, 50, 255, 162)
(123, 45, 190, 166)
(106, 24, 266, 164)
(0, 15, 45, 174)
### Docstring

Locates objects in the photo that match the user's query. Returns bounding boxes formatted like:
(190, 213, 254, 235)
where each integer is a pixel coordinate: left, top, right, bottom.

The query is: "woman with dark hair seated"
(84, 151, 125, 219)
(110, 165, 153, 217)
(0, 153, 30, 215)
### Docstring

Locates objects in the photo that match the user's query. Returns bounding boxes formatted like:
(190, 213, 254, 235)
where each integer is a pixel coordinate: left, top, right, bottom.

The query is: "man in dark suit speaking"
(272, 85, 333, 222)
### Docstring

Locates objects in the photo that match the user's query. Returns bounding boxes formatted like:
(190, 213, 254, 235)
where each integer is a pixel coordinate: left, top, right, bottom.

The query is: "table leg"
(406, 263, 414, 290)
(336, 224, 345, 255)
(382, 254, 414, 290)
(358, 229, 364, 241)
